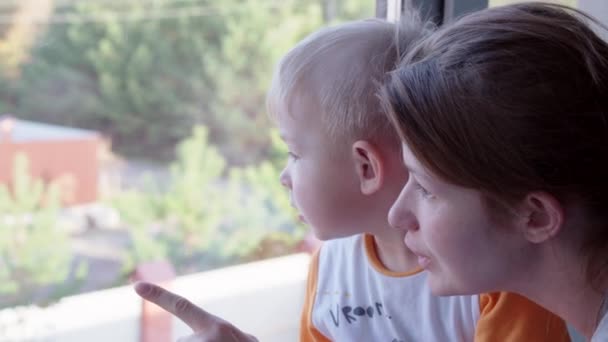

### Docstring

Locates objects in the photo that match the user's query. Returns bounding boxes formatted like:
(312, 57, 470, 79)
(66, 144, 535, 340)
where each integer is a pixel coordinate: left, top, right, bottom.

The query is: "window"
(489, 0, 576, 7)
(0, 0, 373, 328)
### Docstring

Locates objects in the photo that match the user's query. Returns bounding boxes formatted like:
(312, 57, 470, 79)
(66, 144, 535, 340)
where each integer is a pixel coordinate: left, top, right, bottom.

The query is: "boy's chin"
(311, 228, 358, 241)
(311, 230, 336, 241)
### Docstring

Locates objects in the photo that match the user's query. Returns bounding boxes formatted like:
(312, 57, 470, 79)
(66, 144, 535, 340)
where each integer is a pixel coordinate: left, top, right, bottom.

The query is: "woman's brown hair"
(380, 2, 608, 286)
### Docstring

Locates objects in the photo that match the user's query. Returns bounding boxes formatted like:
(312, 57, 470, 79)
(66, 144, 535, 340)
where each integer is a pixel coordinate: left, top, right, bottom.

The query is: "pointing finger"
(134, 281, 216, 331)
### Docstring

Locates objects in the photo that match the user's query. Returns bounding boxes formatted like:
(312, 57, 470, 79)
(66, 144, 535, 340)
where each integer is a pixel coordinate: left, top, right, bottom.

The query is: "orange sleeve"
(475, 292, 570, 342)
(299, 248, 332, 342)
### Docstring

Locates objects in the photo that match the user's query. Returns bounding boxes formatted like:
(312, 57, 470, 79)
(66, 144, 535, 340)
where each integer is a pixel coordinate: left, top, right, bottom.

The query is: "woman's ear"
(352, 140, 385, 195)
(517, 192, 564, 243)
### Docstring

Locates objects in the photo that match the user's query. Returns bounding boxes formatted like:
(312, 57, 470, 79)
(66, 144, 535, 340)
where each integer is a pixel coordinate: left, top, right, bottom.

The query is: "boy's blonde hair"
(267, 15, 429, 145)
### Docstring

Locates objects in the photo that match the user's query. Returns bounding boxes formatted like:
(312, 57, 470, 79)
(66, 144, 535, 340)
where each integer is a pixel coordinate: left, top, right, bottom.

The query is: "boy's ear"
(516, 192, 564, 243)
(352, 140, 384, 195)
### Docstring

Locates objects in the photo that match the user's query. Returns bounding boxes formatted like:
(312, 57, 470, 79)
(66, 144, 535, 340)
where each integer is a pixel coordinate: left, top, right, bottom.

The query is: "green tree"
(3, 1, 322, 163)
(201, 0, 321, 164)
(13, 1, 224, 160)
(0, 153, 86, 307)
(2, 0, 372, 163)
(114, 125, 303, 273)
(114, 125, 228, 272)
(220, 129, 305, 259)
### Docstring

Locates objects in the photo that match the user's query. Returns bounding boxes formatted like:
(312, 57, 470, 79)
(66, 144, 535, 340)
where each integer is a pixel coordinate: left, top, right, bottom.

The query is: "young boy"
(134, 15, 570, 342)
(267, 16, 571, 342)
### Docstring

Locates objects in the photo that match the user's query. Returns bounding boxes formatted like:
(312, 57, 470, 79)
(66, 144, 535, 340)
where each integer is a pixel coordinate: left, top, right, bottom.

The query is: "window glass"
(0, 0, 374, 310)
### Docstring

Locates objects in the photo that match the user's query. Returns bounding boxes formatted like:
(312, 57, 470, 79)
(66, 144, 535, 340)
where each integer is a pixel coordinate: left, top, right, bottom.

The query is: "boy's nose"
(279, 168, 291, 189)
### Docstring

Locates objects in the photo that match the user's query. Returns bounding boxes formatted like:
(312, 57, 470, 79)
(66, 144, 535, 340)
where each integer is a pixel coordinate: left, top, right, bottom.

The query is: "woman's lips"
(404, 236, 431, 268)
(417, 255, 431, 269)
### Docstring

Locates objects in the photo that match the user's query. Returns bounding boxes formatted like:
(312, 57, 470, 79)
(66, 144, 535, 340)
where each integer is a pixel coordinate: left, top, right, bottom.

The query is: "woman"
(381, 2, 608, 340)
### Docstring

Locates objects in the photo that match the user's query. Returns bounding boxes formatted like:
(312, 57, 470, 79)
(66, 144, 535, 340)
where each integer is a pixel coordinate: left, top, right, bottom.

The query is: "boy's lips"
(289, 200, 304, 222)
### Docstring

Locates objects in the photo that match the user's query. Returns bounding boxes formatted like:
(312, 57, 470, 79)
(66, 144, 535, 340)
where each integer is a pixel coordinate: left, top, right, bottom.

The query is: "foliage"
(221, 133, 305, 258)
(10, 1, 223, 160)
(0, 153, 87, 307)
(113, 125, 303, 273)
(114, 126, 224, 271)
(199, 0, 322, 164)
(0, 0, 373, 163)
(0, 0, 372, 302)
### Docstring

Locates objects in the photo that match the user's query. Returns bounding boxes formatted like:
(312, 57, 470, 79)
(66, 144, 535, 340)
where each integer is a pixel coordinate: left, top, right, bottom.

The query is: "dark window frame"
(377, 0, 488, 24)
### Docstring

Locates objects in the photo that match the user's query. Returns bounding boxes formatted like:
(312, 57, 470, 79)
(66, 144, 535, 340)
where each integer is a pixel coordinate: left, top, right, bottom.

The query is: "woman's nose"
(388, 193, 419, 232)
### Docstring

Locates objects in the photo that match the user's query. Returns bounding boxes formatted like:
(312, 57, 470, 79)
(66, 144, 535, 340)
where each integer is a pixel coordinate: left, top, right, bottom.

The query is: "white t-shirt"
(299, 234, 570, 342)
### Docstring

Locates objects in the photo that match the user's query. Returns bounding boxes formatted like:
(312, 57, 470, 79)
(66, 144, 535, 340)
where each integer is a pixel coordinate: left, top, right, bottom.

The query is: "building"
(0, 115, 100, 205)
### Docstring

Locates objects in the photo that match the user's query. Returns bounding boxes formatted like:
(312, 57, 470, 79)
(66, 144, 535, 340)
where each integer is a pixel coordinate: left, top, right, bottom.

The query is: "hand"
(134, 281, 259, 342)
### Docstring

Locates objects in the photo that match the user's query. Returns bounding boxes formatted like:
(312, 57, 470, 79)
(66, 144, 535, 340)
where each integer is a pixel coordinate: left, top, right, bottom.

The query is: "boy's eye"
(288, 151, 299, 160)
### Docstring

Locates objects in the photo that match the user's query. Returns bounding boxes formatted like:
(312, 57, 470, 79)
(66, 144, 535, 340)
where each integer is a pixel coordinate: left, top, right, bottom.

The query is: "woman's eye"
(415, 183, 432, 199)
